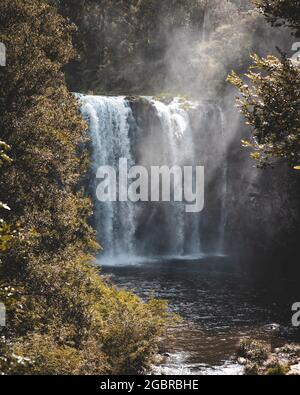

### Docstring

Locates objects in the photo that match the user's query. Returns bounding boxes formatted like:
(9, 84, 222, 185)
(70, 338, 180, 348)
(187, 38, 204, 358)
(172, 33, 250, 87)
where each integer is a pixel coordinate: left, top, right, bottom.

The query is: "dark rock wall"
(127, 97, 300, 275)
(224, 115, 300, 276)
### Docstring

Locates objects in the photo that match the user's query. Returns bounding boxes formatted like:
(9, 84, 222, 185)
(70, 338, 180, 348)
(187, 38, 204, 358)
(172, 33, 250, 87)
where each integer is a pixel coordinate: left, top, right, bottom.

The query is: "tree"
(254, 0, 300, 36)
(53, 0, 218, 94)
(0, 0, 170, 375)
(52, 0, 260, 96)
(228, 54, 300, 168)
(228, 1, 300, 169)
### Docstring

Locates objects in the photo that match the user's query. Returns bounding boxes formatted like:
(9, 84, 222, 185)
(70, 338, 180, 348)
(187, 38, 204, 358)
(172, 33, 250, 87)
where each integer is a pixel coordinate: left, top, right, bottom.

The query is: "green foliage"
(238, 339, 271, 362)
(0, 141, 12, 167)
(0, 142, 12, 254)
(0, 221, 12, 253)
(229, 1, 300, 169)
(0, 276, 172, 375)
(0, 0, 170, 375)
(55, 0, 206, 93)
(254, 0, 300, 36)
(54, 0, 260, 96)
(228, 53, 300, 168)
(265, 363, 289, 376)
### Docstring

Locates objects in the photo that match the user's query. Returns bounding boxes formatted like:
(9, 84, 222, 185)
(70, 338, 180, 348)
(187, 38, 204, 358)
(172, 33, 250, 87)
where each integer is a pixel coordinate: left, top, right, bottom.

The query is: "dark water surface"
(101, 256, 299, 375)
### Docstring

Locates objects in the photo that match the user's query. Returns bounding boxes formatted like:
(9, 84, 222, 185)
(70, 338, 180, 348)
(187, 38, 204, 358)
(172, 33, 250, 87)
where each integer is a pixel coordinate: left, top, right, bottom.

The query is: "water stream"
(102, 258, 298, 375)
(78, 94, 298, 374)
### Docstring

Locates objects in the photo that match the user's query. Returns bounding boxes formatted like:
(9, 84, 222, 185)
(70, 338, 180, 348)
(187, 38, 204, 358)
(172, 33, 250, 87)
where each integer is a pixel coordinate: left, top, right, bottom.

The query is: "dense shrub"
(238, 339, 271, 362)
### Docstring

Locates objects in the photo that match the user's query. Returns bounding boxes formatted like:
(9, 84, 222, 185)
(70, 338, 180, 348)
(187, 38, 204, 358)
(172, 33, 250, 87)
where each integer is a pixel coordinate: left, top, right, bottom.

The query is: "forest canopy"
(52, 0, 288, 96)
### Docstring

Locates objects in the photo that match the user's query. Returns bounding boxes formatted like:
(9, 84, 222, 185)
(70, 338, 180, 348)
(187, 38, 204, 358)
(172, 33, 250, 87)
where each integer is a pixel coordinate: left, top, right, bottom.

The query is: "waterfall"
(151, 99, 201, 256)
(79, 96, 136, 258)
(202, 9, 210, 42)
(78, 95, 226, 262)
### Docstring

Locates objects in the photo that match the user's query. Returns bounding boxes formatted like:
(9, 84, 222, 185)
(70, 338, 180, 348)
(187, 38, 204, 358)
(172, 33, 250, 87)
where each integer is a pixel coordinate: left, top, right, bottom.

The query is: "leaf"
(241, 139, 251, 147)
(0, 202, 10, 210)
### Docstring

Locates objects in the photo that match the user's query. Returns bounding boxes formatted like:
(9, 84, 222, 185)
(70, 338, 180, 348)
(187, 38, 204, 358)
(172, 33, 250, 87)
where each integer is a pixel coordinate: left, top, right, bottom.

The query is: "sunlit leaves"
(228, 53, 300, 168)
(0, 141, 12, 253)
(0, 0, 170, 375)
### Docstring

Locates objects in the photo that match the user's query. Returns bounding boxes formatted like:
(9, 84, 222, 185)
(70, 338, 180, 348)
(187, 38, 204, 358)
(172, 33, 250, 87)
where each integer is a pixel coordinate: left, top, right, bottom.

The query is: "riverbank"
(237, 339, 300, 375)
(101, 256, 300, 375)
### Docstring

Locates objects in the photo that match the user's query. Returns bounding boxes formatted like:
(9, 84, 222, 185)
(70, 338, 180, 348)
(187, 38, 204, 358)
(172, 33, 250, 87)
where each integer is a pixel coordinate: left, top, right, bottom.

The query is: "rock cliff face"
(223, 116, 300, 275)
(227, 158, 300, 272)
(128, 96, 300, 273)
(80, 94, 300, 273)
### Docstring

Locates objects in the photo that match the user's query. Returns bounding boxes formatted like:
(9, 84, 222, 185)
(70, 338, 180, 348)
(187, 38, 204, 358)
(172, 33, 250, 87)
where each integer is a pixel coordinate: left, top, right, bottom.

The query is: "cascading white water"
(202, 9, 210, 42)
(152, 99, 201, 256)
(78, 94, 226, 261)
(79, 95, 136, 258)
